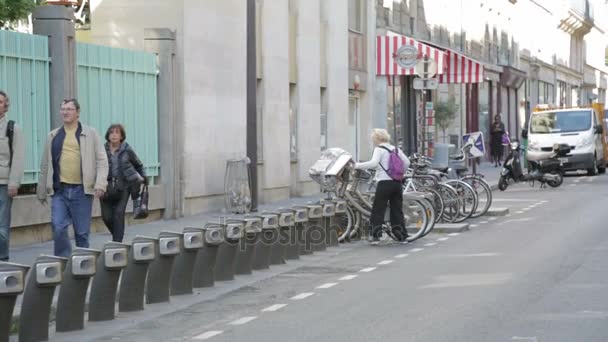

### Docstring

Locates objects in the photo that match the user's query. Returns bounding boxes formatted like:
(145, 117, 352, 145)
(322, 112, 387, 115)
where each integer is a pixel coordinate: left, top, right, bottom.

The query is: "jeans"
(51, 184, 93, 257)
(0, 185, 12, 261)
(369, 180, 407, 240)
(100, 190, 129, 242)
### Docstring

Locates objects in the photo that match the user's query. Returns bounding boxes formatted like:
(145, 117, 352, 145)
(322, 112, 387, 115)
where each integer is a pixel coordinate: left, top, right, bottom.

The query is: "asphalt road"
(48, 173, 608, 342)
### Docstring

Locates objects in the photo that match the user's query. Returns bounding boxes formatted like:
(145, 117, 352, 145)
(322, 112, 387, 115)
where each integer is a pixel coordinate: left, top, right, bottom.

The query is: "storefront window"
(387, 80, 402, 147)
(479, 82, 490, 146)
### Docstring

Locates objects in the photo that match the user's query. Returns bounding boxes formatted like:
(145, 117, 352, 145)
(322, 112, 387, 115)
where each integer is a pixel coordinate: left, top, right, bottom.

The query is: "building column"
(32, 5, 77, 129)
(144, 28, 182, 219)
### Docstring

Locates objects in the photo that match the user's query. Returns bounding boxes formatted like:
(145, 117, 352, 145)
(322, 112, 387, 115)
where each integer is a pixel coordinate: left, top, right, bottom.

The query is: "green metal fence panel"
(76, 42, 159, 178)
(0, 30, 51, 184)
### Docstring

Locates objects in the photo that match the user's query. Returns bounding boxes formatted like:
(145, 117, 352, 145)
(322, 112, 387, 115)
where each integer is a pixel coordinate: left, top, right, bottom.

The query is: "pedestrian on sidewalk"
(0, 91, 24, 261)
(100, 124, 146, 242)
(36, 99, 108, 257)
(490, 114, 506, 167)
(355, 129, 410, 245)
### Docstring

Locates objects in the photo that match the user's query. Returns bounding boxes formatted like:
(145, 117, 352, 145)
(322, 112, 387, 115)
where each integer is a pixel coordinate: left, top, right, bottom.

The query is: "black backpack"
(6, 120, 14, 167)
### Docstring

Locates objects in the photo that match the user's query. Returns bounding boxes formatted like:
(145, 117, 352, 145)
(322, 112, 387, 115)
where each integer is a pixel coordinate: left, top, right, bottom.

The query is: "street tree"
(0, 0, 38, 30)
(434, 96, 459, 143)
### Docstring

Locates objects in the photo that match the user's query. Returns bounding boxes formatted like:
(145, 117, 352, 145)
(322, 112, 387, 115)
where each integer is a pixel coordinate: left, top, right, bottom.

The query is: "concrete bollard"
(321, 201, 337, 248)
(170, 228, 204, 295)
(0, 262, 29, 342)
(306, 204, 325, 252)
(251, 214, 278, 270)
(118, 236, 157, 313)
(19, 255, 67, 342)
(235, 217, 262, 275)
(146, 231, 182, 304)
(88, 242, 130, 322)
(265, 210, 294, 265)
(283, 208, 303, 260)
(56, 248, 101, 332)
(292, 206, 314, 255)
(214, 220, 244, 281)
(192, 224, 224, 288)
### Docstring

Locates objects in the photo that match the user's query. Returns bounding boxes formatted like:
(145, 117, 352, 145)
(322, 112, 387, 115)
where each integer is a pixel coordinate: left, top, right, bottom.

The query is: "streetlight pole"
(247, 0, 258, 211)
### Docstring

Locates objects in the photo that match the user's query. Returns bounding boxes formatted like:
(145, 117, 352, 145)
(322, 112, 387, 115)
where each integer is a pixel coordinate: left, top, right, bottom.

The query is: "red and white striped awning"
(376, 35, 445, 76)
(438, 49, 484, 84)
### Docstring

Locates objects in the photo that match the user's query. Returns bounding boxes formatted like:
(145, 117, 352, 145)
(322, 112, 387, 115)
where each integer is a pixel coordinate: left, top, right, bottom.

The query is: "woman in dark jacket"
(490, 114, 506, 167)
(100, 124, 147, 242)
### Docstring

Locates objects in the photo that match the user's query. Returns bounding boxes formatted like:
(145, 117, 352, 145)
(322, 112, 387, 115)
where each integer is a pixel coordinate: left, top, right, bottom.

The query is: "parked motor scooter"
(498, 141, 571, 191)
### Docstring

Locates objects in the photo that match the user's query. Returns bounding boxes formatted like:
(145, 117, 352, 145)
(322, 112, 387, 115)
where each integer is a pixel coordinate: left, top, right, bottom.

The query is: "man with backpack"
(355, 128, 410, 245)
(0, 91, 24, 261)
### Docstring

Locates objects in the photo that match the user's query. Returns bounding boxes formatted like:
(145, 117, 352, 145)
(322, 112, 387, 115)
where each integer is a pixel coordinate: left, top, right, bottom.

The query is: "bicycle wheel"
(419, 197, 437, 237)
(335, 206, 354, 243)
(402, 198, 429, 242)
(419, 187, 444, 224)
(445, 180, 478, 223)
(437, 183, 460, 223)
(462, 176, 492, 218)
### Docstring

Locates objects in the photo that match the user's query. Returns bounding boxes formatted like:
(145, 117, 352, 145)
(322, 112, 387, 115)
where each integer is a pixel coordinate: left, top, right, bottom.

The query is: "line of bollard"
(251, 213, 278, 270)
(118, 236, 157, 313)
(192, 224, 223, 288)
(146, 232, 182, 304)
(9, 201, 352, 341)
(235, 217, 262, 275)
(88, 242, 130, 322)
(56, 248, 101, 332)
(214, 220, 244, 281)
(170, 228, 204, 295)
(0, 261, 29, 342)
(19, 255, 67, 342)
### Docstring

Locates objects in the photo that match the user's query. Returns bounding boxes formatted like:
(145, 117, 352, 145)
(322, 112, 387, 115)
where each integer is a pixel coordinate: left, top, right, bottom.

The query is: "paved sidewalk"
(9, 194, 326, 266)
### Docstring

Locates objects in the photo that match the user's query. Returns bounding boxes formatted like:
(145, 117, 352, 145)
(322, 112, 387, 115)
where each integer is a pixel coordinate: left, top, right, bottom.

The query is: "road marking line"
(411, 248, 424, 252)
(511, 337, 538, 342)
(480, 221, 489, 224)
(586, 177, 595, 182)
(378, 260, 394, 265)
(516, 211, 524, 214)
(493, 199, 537, 202)
(569, 184, 577, 187)
(339, 275, 358, 280)
(574, 178, 582, 183)
(290, 293, 314, 300)
(489, 217, 497, 221)
(437, 237, 449, 242)
(470, 224, 479, 228)
(359, 267, 377, 273)
(451, 253, 501, 257)
(193, 331, 224, 340)
(395, 253, 409, 258)
(424, 243, 437, 247)
(505, 214, 512, 218)
(317, 283, 339, 289)
(262, 304, 287, 312)
(229, 316, 258, 325)
(448, 233, 460, 237)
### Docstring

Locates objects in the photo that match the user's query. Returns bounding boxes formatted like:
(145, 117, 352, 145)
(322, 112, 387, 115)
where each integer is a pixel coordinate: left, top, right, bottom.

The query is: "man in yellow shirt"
(36, 99, 108, 257)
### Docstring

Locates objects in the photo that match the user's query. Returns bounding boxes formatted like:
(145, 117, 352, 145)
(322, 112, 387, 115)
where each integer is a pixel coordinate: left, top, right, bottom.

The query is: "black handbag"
(133, 185, 149, 219)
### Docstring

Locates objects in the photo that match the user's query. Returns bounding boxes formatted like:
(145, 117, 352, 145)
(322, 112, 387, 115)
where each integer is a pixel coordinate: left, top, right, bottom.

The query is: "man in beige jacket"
(0, 91, 24, 261)
(37, 99, 108, 257)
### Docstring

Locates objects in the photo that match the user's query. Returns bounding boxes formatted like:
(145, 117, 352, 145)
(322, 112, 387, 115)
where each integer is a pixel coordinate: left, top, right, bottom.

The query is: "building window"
(348, 0, 362, 32)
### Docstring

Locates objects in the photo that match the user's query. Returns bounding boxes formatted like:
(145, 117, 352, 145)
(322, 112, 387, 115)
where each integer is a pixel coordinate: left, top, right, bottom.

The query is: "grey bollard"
(0, 262, 29, 342)
(251, 214, 278, 270)
(88, 242, 130, 322)
(118, 236, 157, 313)
(146, 231, 182, 304)
(265, 211, 292, 265)
(214, 220, 244, 281)
(322, 201, 338, 248)
(170, 228, 204, 295)
(56, 248, 101, 332)
(307, 204, 326, 252)
(235, 217, 262, 275)
(192, 225, 224, 288)
(327, 200, 347, 246)
(302, 205, 323, 255)
(281, 208, 300, 260)
(290, 207, 309, 258)
(19, 255, 67, 342)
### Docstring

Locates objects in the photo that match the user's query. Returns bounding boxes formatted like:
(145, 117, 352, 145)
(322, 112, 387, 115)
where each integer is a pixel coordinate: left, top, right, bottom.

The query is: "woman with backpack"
(355, 129, 410, 245)
(100, 124, 147, 242)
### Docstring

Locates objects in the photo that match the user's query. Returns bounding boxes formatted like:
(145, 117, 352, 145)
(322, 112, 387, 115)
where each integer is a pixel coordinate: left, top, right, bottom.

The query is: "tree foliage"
(434, 96, 459, 142)
(0, 0, 37, 30)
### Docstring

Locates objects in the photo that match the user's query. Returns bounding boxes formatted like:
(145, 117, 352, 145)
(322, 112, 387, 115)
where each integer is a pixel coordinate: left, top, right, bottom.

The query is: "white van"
(526, 107, 606, 175)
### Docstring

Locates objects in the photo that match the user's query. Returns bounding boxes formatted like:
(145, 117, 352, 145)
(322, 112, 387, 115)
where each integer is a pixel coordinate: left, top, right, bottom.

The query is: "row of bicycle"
(309, 148, 493, 244)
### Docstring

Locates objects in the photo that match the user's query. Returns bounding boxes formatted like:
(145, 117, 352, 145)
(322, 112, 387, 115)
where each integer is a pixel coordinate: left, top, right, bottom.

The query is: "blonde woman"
(355, 129, 410, 245)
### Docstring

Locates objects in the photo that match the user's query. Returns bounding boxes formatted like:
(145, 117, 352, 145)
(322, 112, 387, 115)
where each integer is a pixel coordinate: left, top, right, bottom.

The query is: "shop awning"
(376, 35, 445, 76)
(437, 49, 485, 84)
